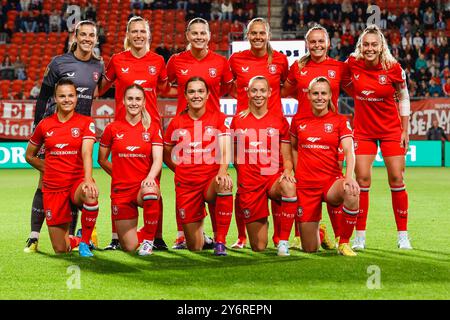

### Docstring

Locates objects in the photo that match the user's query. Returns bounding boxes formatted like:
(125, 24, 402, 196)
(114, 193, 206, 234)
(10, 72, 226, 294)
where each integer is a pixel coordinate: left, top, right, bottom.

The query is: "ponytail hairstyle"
(123, 84, 151, 131)
(70, 20, 100, 60)
(308, 76, 335, 113)
(351, 24, 397, 70)
(239, 75, 270, 118)
(124, 16, 151, 51)
(185, 17, 210, 51)
(297, 24, 329, 71)
(246, 17, 274, 65)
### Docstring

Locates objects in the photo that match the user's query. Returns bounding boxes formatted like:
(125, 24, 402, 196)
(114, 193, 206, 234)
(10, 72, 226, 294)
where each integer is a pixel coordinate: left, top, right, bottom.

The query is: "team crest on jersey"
(148, 66, 157, 75)
(93, 72, 99, 81)
(296, 206, 303, 218)
(45, 209, 52, 220)
(378, 75, 387, 85)
(209, 68, 217, 78)
(112, 205, 119, 216)
(267, 127, 276, 136)
(354, 141, 358, 151)
(324, 123, 333, 133)
(268, 64, 277, 74)
(179, 208, 186, 220)
(204, 126, 214, 135)
(243, 209, 251, 219)
(142, 132, 150, 142)
(328, 70, 336, 79)
(71, 128, 80, 138)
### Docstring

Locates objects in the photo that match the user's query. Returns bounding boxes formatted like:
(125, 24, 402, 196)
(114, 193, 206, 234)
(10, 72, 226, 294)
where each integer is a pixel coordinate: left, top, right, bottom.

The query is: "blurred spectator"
(221, 0, 233, 21)
(128, 9, 138, 21)
(155, 43, 171, 63)
(29, 81, 41, 99)
(410, 19, 424, 36)
(143, 0, 154, 9)
(198, 0, 211, 20)
(440, 66, 450, 81)
(427, 54, 440, 77)
(24, 11, 38, 33)
(330, 31, 341, 50)
(210, 0, 223, 21)
(282, 6, 299, 32)
(0, 23, 12, 43)
(15, 12, 25, 32)
(443, 78, 450, 97)
(340, 39, 353, 59)
(428, 79, 443, 97)
(341, 0, 352, 21)
(29, 0, 43, 11)
(401, 31, 413, 49)
(230, 19, 244, 40)
(186, 0, 198, 21)
(130, 0, 144, 10)
(416, 80, 429, 96)
(427, 120, 448, 141)
(176, 1, 188, 11)
(233, 8, 247, 24)
(423, 7, 435, 30)
(341, 18, 355, 37)
(387, 11, 397, 29)
(13, 55, 26, 80)
(297, 19, 308, 37)
(399, 7, 412, 26)
(329, 0, 341, 21)
(417, 67, 431, 84)
(49, 10, 61, 32)
(440, 53, 450, 71)
(341, 29, 354, 46)
(0, 55, 14, 80)
(415, 53, 427, 71)
(436, 13, 446, 30)
(97, 22, 106, 49)
(84, 4, 97, 21)
(153, 0, 169, 9)
(37, 10, 49, 33)
(20, 1, 31, 11)
(412, 32, 424, 48)
(245, 0, 257, 13)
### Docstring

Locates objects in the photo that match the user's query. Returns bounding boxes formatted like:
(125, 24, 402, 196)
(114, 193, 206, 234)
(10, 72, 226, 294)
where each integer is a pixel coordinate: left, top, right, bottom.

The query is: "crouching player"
(232, 76, 297, 256)
(163, 77, 233, 256)
(25, 79, 99, 257)
(98, 84, 163, 256)
(290, 77, 359, 256)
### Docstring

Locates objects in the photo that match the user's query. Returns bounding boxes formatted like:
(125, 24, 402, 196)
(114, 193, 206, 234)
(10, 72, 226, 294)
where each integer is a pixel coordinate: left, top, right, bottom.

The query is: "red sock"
(69, 235, 81, 250)
(81, 202, 99, 244)
(142, 193, 160, 241)
(111, 214, 117, 234)
(271, 199, 282, 244)
(137, 229, 144, 244)
(208, 202, 217, 235)
(391, 184, 408, 231)
(155, 196, 163, 238)
(279, 197, 297, 241)
(340, 206, 359, 244)
(356, 185, 370, 231)
(214, 193, 233, 243)
(327, 203, 342, 238)
(319, 227, 324, 243)
(295, 220, 301, 237)
(235, 195, 246, 241)
(176, 204, 183, 233)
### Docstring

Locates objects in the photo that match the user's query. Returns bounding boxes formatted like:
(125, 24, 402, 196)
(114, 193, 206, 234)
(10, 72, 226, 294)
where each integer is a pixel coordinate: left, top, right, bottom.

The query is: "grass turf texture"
(0, 167, 449, 300)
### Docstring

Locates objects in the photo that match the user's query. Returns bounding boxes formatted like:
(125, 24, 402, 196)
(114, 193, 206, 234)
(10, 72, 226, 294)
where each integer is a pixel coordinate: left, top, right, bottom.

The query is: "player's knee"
(388, 175, 404, 186)
(302, 244, 319, 253)
(141, 185, 160, 197)
(53, 244, 69, 254)
(250, 241, 267, 252)
(217, 184, 233, 194)
(122, 242, 138, 252)
(357, 176, 371, 187)
(187, 244, 203, 251)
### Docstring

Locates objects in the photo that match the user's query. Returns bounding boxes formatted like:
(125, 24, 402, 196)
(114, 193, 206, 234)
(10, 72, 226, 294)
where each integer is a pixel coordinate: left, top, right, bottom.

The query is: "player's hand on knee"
(82, 179, 99, 199)
(216, 172, 233, 191)
(279, 169, 296, 184)
(343, 177, 360, 197)
(141, 176, 157, 188)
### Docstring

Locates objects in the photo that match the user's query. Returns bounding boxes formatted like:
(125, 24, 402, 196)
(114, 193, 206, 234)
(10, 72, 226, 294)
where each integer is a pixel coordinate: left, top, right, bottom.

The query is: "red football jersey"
(286, 57, 350, 118)
(229, 50, 289, 117)
(231, 111, 290, 192)
(100, 120, 163, 198)
(166, 50, 234, 114)
(104, 50, 168, 122)
(164, 109, 230, 185)
(346, 56, 405, 140)
(290, 112, 353, 188)
(29, 113, 96, 191)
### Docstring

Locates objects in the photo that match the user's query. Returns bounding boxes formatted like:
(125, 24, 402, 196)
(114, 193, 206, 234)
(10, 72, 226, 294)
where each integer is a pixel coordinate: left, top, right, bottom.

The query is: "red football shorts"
(238, 174, 280, 224)
(354, 138, 406, 157)
(175, 178, 214, 224)
(43, 179, 83, 226)
(296, 176, 342, 223)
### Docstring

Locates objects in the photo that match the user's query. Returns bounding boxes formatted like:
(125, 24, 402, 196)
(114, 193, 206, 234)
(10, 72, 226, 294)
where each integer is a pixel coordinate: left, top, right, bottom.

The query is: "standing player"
(99, 16, 168, 250)
(163, 77, 233, 256)
(165, 17, 234, 248)
(228, 17, 289, 249)
(346, 25, 412, 250)
(232, 76, 297, 256)
(25, 79, 100, 257)
(24, 20, 104, 253)
(98, 85, 163, 255)
(281, 24, 352, 250)
(290, 77, 359, 256)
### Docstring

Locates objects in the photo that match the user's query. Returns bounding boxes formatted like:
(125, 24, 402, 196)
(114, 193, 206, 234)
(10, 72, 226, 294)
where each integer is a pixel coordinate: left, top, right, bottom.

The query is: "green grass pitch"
(0, 167, 449, 300)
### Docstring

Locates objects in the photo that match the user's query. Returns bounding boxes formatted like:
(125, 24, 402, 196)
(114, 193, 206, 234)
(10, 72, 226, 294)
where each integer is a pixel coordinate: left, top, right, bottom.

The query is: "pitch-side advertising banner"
(1, 98, 449, 140)
(0, 140, 442, 169)
(446, 142, 450, 167)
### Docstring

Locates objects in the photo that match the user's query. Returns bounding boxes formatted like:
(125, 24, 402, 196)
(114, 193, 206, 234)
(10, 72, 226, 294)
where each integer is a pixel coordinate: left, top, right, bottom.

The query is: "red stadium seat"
(165, 10, 175, 22)
(0, 81, 10, 99)
(11, 80, 23, 94)
(176, 10, 185, 21)
(210, 21, 220, 34)
(221, 21, 232, 35)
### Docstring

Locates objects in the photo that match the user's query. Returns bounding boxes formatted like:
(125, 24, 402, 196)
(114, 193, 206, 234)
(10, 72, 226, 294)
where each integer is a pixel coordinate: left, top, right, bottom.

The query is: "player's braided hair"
(246, 18, 274, 65)
(351, 24, 397, 70)
(297, 24, 330, 71)
(185, 17, 211, 51)
(307, 76, 335, 113)
(70, 20, 100, 60)
(123, 84, 151, 131)
(239, 75, 270, 118)
(124, 16, 151, 52)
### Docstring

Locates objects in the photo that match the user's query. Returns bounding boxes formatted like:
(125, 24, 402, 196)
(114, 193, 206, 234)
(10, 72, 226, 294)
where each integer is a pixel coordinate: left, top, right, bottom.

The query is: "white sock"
(398, 231, 408, 238)
(30, 231, 39, 239)
(279, 240, 288, 246)
(355, 230, 366, 238)
(112, 233, 118, 240)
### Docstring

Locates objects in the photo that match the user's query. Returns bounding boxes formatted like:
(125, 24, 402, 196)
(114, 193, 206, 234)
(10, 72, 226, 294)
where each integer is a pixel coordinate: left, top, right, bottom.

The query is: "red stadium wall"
(0, 98, 449, 141)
